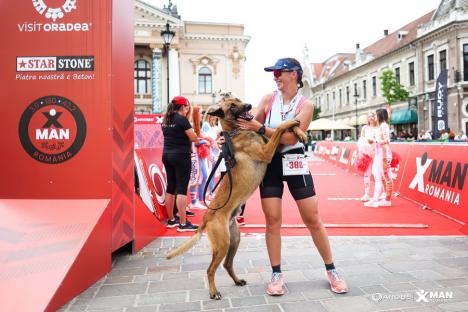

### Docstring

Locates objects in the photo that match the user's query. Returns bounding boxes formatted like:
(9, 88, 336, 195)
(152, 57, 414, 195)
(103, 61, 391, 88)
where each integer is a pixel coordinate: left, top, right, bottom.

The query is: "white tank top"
(265, 91, 306, 153)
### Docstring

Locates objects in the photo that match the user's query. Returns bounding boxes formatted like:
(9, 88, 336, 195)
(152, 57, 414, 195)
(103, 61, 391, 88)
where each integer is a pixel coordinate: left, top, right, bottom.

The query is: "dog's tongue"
(238, 111, 254, 121)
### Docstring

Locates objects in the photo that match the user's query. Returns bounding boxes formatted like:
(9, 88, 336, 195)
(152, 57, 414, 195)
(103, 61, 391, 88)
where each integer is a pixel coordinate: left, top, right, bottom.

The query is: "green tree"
(313, 104, 321, 121)
(379, 69, 410, 105)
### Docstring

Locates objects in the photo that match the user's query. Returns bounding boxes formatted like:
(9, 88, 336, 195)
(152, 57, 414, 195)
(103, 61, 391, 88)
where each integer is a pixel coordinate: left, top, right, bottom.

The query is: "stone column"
(168, 47, 180, 100)
(151, 48, 162, 113)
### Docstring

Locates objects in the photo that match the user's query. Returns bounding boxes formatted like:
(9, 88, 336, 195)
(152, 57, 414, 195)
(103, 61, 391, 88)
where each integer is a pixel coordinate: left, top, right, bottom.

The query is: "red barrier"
(315, 142, 468, 224)
(0, 0, 134, 309)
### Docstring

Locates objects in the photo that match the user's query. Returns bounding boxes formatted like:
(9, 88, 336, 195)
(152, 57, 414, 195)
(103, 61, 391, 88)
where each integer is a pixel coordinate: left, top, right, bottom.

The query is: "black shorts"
(260, 148, 316, 200)
(162, 152, 191, 195)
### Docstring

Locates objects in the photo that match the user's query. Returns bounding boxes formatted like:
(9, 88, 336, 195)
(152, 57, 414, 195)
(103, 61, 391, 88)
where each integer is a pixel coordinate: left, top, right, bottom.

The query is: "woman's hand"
(236, 118, 262, 132)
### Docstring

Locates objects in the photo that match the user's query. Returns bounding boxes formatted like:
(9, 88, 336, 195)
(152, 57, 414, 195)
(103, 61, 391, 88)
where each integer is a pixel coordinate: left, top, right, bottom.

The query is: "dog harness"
(203, 130, 237, 210)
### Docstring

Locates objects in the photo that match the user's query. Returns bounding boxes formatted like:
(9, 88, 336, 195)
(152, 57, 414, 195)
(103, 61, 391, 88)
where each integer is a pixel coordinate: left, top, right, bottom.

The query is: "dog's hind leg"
(206, 223, 230, 300)
(223, 218, 246, 287)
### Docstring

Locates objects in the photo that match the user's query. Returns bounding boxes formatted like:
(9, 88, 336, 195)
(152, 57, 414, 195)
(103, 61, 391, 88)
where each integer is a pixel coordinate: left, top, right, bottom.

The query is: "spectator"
(455, 131, 467, 140)
(162, 96, 199, 232)
(439, 129, 449, 141)
(423, 130, 432, 140)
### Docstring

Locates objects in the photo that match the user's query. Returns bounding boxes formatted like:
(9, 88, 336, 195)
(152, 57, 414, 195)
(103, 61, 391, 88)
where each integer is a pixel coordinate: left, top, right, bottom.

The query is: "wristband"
(257, 125, 266, 135)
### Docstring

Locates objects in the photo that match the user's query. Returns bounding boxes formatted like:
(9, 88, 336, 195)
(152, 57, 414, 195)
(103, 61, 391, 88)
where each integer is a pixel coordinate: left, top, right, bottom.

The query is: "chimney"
(356, 43, 360, 49)
(384, 29, 389, 36)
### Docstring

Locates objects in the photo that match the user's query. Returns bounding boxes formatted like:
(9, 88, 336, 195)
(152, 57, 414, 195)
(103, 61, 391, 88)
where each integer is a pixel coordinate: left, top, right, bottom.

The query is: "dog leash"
(203, 130, 236, 210)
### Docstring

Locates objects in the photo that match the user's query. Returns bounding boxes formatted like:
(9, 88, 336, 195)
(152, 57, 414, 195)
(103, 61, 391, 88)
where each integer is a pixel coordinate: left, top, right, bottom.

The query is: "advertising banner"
(316, 142, 468, 224)
(134, 114, 165, 148)
(432, 69, 448, 139)
(135, 148, 168, 221)
(398, 144, 468, 223)
(0, 0, 113, 198)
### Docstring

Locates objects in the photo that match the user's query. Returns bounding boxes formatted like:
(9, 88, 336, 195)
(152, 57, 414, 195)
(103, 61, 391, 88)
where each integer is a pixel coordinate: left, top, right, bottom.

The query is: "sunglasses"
(273, 70, 293, 78)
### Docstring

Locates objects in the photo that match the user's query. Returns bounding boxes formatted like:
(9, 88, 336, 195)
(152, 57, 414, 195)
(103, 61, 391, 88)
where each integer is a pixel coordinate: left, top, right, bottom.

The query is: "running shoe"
(266, 272, 285, 296)
(360, 194, 370, 202)
(326, 269, 348, 294)
(364, 200, 379, 208)
(177, 221, 198, 232)
(166, 216, 180, 228)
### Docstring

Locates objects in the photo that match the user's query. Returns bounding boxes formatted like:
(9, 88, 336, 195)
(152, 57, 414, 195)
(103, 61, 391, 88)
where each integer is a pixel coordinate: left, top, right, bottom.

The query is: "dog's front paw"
(235, 279, 247, 286)
(210, 291, 222, 300)
(278, 119, 300, 130)
(293, 126, 308, 143)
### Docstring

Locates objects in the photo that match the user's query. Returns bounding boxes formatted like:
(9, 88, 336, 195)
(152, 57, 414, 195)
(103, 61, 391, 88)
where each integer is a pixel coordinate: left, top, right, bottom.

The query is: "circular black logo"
(19, 95, 86, 164)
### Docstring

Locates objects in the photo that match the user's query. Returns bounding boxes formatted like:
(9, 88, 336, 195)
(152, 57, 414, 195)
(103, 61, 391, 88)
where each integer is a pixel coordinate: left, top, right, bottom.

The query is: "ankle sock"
(272, 264, 281, 273)
(325, 262, 335, 271)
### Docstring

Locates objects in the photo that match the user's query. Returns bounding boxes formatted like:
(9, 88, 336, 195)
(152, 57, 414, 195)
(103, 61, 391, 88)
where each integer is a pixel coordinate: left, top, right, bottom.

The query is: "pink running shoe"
(326, 269, 348, 294)
(266, 272, 284, 296)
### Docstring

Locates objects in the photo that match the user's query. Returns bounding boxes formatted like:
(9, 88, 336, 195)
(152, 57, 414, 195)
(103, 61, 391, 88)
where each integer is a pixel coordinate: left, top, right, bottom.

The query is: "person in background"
(439, 129, 449, 141)
(358, 112, 378, 202)
(237, 57, 348, 296)
(365, 108, 393, 207)
(162, 96, 199, 232)
(448, 128, 456, 141)
(455, 131, 467, 140)
(423, 130, 432, 140)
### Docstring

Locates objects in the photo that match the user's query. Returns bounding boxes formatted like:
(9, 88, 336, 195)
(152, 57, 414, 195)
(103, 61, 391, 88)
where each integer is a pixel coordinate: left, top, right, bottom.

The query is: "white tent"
(308, 118, 355, 131)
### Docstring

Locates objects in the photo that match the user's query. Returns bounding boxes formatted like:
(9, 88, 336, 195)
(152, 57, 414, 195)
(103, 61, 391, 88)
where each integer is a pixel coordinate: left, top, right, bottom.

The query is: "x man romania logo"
(32, 0, 77, 22)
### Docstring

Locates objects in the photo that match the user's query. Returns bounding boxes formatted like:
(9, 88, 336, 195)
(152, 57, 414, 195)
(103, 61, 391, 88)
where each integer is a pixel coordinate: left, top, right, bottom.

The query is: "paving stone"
(137, 291, 187, 305)
(95, 283, 148, 298)
(125, 307, 158, 312)
(280, 301, 327, 312)
(321, 296, 378, 312)
(148, 279, 205, 293)
(158, 301, 201, 312)
(231, 295, 267, 307)
(87, 295, 136, 309)
(438, 300, 468, 311)
(301, 289, 334, 300)
(201, 298, 231, 310)
(224, 304, 282, 312)
(58, 236, 468, 312)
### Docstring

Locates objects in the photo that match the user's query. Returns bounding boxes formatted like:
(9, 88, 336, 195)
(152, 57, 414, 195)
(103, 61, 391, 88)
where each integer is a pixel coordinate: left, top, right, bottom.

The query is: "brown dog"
(166, 95, 307, 299)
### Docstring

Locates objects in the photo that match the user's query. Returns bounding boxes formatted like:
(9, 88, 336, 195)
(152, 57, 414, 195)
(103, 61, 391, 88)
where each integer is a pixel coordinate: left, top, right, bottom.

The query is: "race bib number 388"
(282, 154, 309, 176)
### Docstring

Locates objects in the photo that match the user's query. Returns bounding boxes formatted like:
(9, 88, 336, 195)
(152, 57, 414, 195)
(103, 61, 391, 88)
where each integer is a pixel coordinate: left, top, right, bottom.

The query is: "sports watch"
(257, 124, 266, 135)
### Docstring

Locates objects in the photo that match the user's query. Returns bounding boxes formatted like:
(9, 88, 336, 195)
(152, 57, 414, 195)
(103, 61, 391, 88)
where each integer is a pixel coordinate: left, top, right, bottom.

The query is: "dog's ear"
(207, 106, 225, 118)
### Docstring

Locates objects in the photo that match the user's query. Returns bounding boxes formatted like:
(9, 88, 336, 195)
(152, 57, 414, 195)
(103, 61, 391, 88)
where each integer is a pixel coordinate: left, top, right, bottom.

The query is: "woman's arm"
(237, 94, 312, 145)
(185, 128, 200, 143)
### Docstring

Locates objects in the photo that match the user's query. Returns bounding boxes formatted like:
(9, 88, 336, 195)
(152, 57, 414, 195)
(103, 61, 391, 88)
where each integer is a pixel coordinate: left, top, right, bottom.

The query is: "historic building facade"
(306, 0, 468, 138)
(134, 0, 250, 113)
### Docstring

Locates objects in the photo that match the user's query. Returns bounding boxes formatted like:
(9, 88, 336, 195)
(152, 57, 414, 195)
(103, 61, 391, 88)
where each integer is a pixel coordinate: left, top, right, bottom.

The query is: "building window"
(353, 83, 358, 98)
(362, 80, 367, 100)
(464, 44, 468, 81)
(439, 50, 447, 72)
(409, 62, 415, 86)
(427, 55, 434, 81)
(198, 67, 212, 94)
(326, 93, 329, 110)
(339, 89, 342, 107)
(395, 67, 400, 84)
(346, 86, 350, 105)
(372, 76, 377, 96)
(134, 59, 151, 94)
(332, 91, 335, 109)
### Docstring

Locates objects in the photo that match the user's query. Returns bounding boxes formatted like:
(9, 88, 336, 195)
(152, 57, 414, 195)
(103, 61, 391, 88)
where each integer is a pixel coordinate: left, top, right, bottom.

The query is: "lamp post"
(160, 23, 175, 105)
(353, 90, 359, 140)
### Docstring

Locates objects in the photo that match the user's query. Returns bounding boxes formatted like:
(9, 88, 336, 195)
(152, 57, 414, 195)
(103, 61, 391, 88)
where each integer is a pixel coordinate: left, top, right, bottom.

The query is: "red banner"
(134, 114, 164, 149)
(316, 142, 468, 223)
(398, 144, 468, 223)
(135, 148, 168, 221)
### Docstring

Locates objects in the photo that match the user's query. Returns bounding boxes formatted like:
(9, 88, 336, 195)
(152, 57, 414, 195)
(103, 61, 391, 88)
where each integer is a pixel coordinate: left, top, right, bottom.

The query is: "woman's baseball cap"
(171, 96, 190, 106)
(264, 58, 302, 72)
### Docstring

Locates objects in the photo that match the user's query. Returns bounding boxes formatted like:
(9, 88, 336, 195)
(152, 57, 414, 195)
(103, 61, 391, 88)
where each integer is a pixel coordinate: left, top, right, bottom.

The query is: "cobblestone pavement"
(59, 236, 468, 312)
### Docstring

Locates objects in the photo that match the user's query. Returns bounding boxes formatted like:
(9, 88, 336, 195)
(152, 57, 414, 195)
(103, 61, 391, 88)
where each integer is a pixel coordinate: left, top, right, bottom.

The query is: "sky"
(146, 0, 442, 104)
